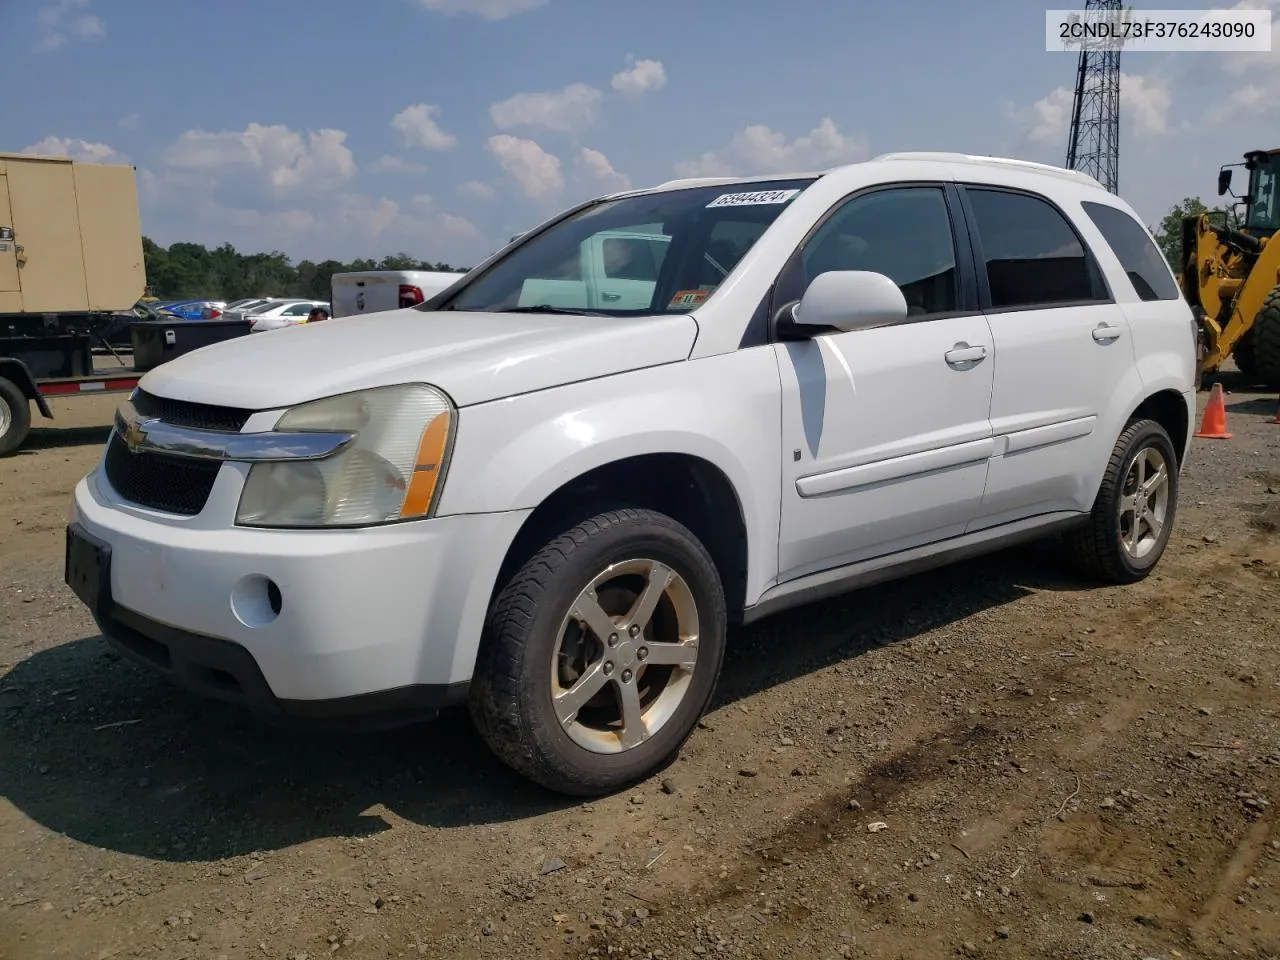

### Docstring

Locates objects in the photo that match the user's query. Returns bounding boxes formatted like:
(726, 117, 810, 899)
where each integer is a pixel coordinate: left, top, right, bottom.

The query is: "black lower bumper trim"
(65, 523, 469, 730)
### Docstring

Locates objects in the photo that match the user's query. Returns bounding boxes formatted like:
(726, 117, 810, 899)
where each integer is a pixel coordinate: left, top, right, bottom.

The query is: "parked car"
(245, 299, 330, 332)
(156, 300, 227, 321)
(65, 152, 1196, 797)
(221, 297, 283, 324)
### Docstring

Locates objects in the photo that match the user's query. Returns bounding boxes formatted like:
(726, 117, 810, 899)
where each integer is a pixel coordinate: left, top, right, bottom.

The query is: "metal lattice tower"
(1065, 0, 1123, 193)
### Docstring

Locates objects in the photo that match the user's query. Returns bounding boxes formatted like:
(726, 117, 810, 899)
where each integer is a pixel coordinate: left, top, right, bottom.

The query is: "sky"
(2, 0, 1278, 268)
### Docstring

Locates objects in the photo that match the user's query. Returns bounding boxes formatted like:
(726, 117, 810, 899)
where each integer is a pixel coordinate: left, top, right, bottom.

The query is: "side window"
(284, 303, 312, 316)
(1081, 201, 1180, 301)
(965, 187, 1107, 309)
(799, 187, 959, 316)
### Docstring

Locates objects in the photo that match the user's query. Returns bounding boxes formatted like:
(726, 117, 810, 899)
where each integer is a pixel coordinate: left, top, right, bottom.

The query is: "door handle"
(601, 292, 621, 302)
(1092, 322, 1123, 342)
(944, 343, 987, 366)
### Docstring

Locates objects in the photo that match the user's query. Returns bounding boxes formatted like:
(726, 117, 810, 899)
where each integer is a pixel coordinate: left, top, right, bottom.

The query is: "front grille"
(133, 389, 253, 432)
(104, 432, 223, 516)
(103, 390, 253, 516)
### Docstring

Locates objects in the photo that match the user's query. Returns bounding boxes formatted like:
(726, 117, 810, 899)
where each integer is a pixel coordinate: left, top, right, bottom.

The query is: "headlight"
(235, 383, 455, 528)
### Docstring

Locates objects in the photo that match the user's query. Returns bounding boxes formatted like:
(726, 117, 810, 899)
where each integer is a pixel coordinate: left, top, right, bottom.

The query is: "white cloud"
(390, 104, 458, 151)
(490, 83, 602, 133)
(1121, 73, 1172, 136)
(73, 13, 104, 38)
(487, 134, 563, 199)
(333, 195, 480, 247)
(439, 213, 481, 238)
(1016, 72, 1171, 144)
(1020, 86, 1073, 146)
(163, 123, 357, 197)
(1221, 0, 1280, 74)
(611, 56, 666, 97)
(1213, 1, 1280, 113)
(369, 155, 429, 174)
(22, 136, 119, 163)
(138, 180, 485, 266)
(411, 0, 547, 19)
(36, 0, 103, 51)
(675, 118, 868, 177)
(336, 195, 402, 238)
(459, 179, 498, 201)
(575, 148, 631, 192)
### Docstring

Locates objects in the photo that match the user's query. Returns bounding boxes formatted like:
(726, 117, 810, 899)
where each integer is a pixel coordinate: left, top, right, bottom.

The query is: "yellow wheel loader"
(1181, 147, 1280, 388)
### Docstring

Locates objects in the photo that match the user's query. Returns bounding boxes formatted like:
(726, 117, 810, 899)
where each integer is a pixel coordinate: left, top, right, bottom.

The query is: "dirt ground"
(1, 373, 1278, 960)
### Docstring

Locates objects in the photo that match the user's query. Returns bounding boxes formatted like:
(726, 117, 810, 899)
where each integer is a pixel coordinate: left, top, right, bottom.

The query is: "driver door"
(774, 184, 997, 582)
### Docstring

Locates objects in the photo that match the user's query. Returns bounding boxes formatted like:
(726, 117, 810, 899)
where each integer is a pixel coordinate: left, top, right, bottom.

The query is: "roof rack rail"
(871, 152, 1102, 187)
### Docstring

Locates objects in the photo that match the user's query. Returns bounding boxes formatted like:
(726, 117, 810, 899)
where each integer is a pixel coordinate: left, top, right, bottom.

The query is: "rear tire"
(469, 508, 727, 796)
(1065, 419, 1179, 584)
(1255, 287, 1280, 389)
(0, 376, 31, 457)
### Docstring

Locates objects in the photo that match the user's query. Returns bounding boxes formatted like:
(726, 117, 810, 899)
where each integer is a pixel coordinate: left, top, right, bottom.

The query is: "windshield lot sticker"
(706, 189, 800, 208)
(668, 289, 709, 309)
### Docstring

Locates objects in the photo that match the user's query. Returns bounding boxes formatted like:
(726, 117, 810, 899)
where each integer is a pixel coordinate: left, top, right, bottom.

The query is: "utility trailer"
(0, 151, 249, 454)
(1, 316, 254, 455)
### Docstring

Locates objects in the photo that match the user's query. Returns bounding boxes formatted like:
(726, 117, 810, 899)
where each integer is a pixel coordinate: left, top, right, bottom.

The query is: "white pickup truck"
(330, 269, 465, 317)
(65, 153, 1197, 796)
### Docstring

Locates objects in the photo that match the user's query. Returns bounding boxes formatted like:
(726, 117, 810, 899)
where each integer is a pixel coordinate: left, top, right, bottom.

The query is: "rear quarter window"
(1081, 201, 1180, 302)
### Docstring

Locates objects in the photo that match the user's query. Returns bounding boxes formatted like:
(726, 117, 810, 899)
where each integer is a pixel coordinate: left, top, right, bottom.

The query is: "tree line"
(142, 238, 469, 302)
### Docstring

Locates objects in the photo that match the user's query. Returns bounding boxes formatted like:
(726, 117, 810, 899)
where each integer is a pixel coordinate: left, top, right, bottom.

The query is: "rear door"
(0, 175, 20, 294)
(959, 184, 1139, 530)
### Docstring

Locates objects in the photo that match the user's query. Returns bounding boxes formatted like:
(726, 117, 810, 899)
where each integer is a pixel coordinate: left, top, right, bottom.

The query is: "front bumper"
(67, 468, 530, 724)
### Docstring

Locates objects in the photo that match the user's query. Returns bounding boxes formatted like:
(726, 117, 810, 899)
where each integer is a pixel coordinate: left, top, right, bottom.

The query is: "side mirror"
(1218, 168, 1233, 196)
(791, 270, 908, 333)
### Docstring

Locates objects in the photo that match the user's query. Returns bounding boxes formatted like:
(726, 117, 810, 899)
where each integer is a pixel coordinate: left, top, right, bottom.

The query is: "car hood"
(138, 309, 699, 410)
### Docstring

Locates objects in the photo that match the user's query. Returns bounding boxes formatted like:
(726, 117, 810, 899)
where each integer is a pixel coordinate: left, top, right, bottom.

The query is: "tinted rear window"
(1081, 201, 1180, 301)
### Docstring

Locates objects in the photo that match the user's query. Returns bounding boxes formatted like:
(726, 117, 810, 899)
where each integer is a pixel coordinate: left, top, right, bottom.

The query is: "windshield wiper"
(491, 304, 609, 316)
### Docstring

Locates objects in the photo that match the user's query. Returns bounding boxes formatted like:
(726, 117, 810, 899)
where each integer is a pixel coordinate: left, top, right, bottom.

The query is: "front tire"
(1065, 419, 1179, 584)
(469, 508, 727, 796)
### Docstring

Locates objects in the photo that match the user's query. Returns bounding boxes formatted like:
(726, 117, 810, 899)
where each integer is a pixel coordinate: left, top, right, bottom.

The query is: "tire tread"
(1065, 418, 1175, 584)
(1254, 287, 1280, 389)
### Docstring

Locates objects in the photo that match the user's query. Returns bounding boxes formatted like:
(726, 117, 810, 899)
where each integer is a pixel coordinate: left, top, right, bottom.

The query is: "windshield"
(435, 178, 817, 316)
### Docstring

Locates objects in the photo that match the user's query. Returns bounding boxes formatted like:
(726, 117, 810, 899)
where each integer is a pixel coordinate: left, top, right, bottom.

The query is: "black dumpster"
(131, 319, 252, 371)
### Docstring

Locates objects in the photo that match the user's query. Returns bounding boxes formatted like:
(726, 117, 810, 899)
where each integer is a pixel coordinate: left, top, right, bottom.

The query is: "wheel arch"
(1127, 388, 1191, 468)
(0, 358, 51, 418)
(489, 452, 751, 627)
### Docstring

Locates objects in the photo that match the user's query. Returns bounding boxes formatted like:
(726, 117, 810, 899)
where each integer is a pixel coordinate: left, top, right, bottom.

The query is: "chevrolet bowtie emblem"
(120, 414, 158, 452)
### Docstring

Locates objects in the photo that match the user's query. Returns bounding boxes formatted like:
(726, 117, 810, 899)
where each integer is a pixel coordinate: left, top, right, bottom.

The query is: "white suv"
(65, 153, 1197, 795)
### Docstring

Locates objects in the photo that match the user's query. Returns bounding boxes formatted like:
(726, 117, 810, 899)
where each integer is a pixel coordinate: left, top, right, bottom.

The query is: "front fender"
(436, 349, 784, 605)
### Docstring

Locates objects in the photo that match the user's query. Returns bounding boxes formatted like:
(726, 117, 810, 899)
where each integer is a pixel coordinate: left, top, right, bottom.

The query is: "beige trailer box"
(0, 152, 145, 316)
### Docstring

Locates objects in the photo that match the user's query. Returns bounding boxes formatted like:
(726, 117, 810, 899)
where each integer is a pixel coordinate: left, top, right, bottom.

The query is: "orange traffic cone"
(1195, 383, 1233, 439)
